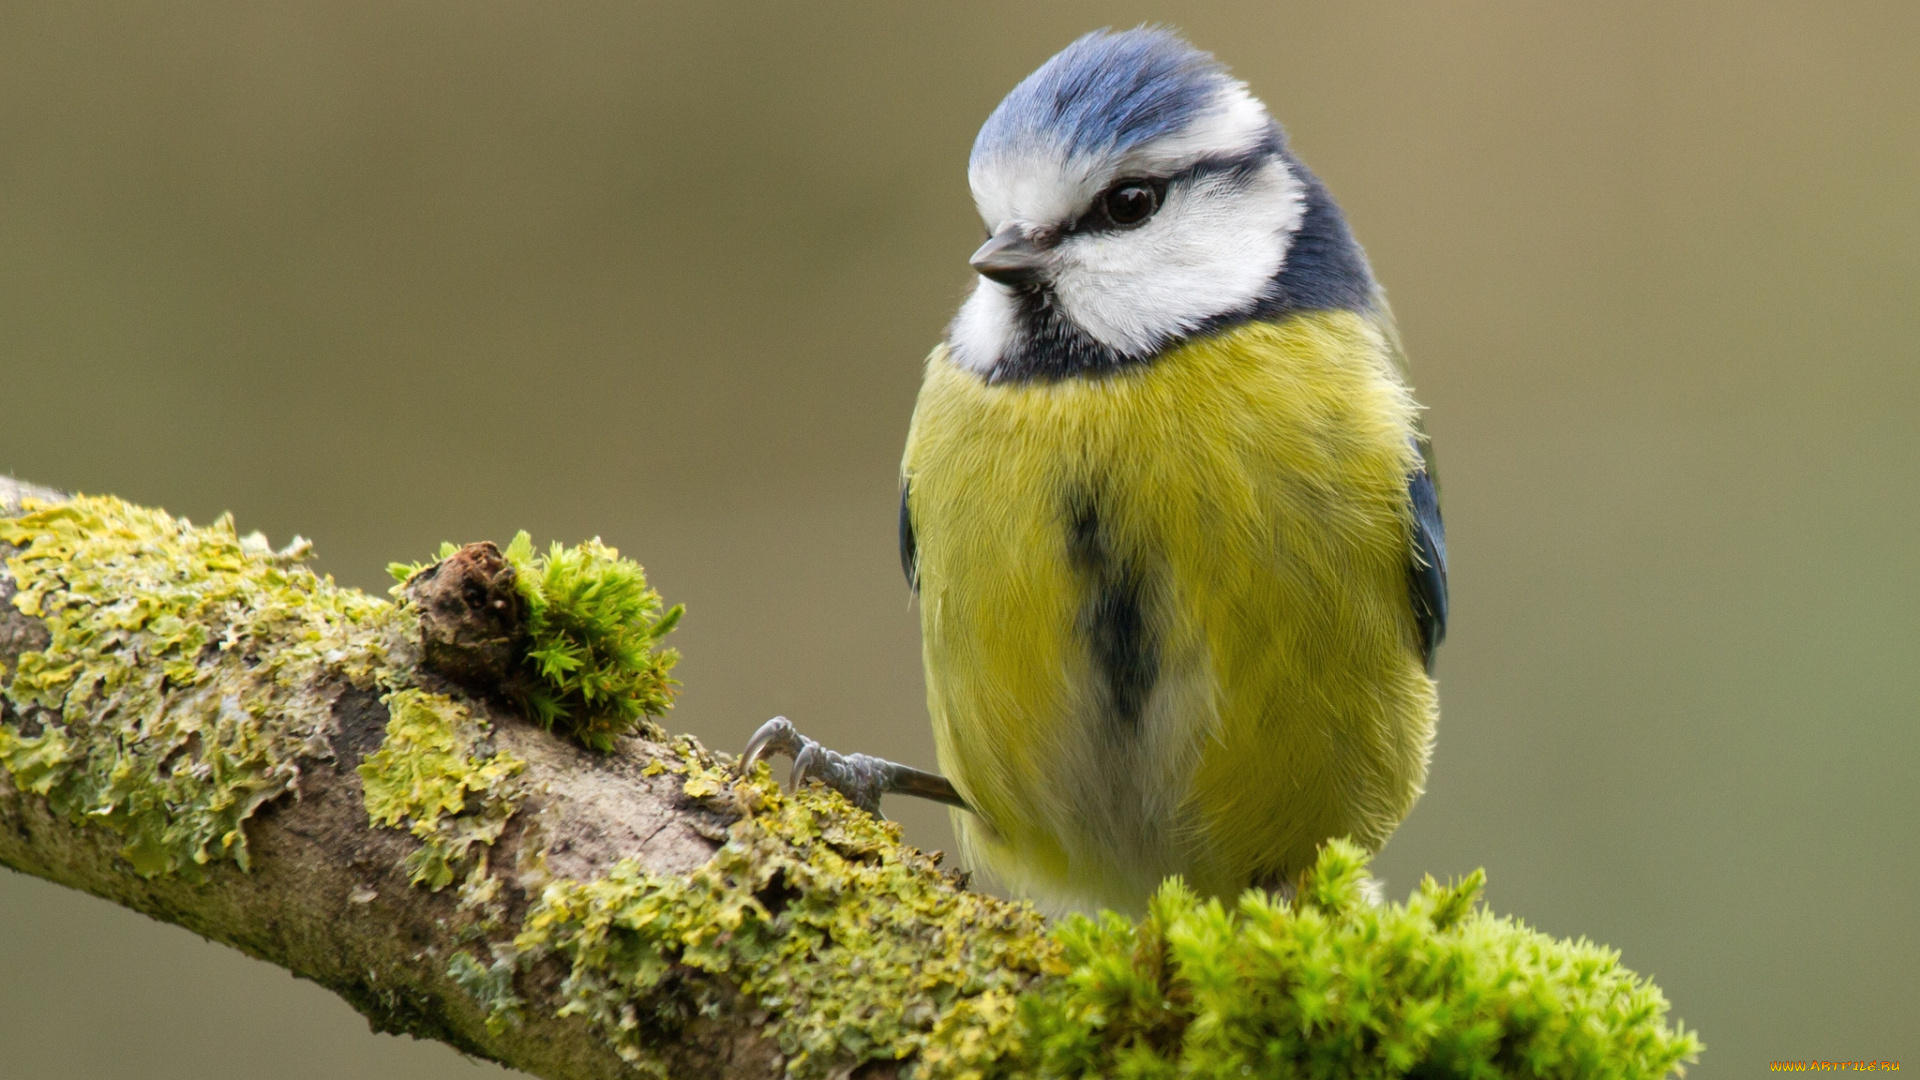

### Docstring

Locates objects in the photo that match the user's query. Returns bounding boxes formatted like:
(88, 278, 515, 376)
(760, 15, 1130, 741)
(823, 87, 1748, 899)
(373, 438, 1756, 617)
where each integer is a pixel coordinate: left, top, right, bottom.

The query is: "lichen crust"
(357, 687, 527, 893)
(0, 495, 409, 877)
(485, 748, 1064, 1078)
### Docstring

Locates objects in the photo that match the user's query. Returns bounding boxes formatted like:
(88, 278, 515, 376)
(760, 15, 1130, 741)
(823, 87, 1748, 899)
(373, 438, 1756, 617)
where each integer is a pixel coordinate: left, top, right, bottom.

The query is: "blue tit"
(748, 27, 1445, 916)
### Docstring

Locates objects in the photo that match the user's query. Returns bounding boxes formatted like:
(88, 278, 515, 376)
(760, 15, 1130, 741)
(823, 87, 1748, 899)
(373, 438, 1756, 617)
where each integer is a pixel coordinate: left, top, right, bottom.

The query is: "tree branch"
(0, 478, 1701, 1080)
(0, 477, 1052, 1079)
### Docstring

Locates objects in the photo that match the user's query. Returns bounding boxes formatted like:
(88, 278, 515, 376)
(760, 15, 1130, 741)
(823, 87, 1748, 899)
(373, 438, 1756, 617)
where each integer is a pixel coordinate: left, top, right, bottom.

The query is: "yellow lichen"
(488, 748, 1062, 1079)
(357, 688, 526, 892)
(0, 723, 70, 796)
(0, 496, 406, 876)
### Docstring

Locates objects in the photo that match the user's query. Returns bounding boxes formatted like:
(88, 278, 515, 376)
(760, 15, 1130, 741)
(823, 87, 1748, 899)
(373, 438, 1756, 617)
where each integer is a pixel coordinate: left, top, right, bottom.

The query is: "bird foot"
(739, 716, 969, 817)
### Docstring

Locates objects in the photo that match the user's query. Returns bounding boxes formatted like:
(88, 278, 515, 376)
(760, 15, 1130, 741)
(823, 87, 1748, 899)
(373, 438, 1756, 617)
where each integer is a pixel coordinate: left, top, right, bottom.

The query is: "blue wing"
(899, 482, 919, 593)
(1408, 445, 1448, 673)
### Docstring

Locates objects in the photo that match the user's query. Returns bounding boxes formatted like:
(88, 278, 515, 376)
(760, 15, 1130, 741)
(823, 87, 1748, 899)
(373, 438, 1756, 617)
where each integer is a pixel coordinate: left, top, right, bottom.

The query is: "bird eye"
(1101, 181, 1160, 227)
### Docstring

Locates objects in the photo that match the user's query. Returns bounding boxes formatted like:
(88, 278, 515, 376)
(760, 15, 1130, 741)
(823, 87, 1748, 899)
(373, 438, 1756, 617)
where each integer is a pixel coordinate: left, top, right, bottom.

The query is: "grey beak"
(970, 226, 1046, 288)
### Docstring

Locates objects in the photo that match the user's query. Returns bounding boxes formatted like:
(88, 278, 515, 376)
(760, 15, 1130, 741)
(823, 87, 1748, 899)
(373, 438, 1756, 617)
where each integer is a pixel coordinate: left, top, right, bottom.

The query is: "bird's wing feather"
(899, 482, 919, 593)
(1407, 439, 1448, 673)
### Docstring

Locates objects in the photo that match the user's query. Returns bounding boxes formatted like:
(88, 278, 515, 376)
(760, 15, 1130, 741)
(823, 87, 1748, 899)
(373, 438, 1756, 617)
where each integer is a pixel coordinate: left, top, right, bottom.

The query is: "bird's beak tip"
(970, 227, 1046, 287)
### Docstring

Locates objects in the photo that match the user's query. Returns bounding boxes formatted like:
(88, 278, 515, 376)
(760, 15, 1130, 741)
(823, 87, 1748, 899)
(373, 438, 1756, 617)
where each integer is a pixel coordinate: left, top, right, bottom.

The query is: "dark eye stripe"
(1063, 132, 1282, 238)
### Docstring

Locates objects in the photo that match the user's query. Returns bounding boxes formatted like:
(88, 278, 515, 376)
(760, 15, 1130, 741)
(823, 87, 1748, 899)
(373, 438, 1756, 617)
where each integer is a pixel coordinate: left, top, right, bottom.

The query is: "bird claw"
(788, 739, 832, 792)
(739, 715, 885, 814)
(737, 715, 971, 817)
(740, 715, 805, 776)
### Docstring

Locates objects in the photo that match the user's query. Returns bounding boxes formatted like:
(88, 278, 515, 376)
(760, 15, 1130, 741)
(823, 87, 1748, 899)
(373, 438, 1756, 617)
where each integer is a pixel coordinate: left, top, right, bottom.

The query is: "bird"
(745, 26, 1445, 916)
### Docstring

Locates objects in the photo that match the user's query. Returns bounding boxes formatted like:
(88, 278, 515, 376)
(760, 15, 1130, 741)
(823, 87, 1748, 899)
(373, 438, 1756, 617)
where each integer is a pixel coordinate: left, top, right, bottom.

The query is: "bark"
(0, 476, 1047, 1080)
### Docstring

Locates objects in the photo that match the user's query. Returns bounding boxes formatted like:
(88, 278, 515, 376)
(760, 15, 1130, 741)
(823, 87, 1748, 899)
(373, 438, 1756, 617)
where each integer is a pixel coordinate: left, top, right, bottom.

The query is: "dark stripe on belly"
(1067, 499, 1159, 729)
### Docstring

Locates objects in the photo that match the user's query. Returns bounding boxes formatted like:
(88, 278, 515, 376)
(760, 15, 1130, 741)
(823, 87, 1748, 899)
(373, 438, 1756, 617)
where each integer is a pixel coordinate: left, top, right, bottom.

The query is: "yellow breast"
(902, 309, 1437, 913)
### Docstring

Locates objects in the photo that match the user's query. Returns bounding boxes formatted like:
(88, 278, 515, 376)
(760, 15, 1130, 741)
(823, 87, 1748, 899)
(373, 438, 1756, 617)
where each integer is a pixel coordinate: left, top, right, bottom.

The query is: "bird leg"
(738, 716, 970, 817)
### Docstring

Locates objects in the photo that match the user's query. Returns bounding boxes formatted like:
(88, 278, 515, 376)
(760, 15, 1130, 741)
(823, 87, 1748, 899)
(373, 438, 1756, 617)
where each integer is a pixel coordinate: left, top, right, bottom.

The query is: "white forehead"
(967, 84, 1273, 231)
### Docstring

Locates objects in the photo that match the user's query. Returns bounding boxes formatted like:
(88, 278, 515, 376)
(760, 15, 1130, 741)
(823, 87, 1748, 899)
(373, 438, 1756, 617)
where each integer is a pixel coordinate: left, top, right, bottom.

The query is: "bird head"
(949, 28, 1350, 381)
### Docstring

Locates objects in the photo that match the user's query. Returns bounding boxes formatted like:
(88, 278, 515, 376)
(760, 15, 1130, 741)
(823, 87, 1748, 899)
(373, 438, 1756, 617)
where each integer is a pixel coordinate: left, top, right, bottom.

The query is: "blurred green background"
(2, 2, 1915, 1076)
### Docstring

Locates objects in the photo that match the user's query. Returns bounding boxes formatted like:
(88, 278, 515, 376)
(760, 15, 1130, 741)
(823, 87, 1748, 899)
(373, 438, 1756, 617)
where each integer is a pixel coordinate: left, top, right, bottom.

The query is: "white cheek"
(1050, 161, 1305, 355)
(946, 278, 1018, 375)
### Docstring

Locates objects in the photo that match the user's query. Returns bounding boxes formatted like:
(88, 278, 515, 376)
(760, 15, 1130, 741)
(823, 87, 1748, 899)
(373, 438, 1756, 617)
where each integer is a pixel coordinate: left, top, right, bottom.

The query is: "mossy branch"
(0, 477, 1700, 1080)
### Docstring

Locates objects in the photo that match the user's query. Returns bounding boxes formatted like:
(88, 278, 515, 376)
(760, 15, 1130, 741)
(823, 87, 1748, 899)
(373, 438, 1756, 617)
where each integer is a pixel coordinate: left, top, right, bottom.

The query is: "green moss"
(0, 496, 405, 876)
(940, 839, 1703, 1080)
(392, 532, 681, 753)
(357, 688, 526, 892)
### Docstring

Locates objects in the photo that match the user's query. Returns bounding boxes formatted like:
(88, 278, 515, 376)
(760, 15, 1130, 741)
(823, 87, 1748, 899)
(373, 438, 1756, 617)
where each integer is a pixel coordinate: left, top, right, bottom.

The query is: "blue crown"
(972, 28, 1236, 166)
